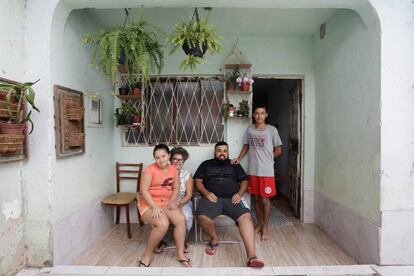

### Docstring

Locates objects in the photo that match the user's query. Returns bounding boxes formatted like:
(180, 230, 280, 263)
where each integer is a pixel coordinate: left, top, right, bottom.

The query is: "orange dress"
(137, 163, 177, 216)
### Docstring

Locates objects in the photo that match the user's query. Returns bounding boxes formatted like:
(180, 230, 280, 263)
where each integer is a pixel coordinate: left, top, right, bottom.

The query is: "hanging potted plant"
(82, 9, 164, 85)
(0, 79, 40, 134)
(166, 8, 222, 71)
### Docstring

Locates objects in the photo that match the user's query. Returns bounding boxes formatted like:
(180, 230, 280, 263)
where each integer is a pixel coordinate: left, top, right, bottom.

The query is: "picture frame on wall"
(87, 95, 104, 127)
(53, 85, 85, 158)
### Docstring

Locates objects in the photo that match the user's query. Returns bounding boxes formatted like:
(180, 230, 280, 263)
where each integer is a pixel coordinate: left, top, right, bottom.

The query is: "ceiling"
(85, 8, 338, 36)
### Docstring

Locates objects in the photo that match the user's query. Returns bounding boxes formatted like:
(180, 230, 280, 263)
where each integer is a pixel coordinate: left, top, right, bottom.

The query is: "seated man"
(194, 141, 265, 268)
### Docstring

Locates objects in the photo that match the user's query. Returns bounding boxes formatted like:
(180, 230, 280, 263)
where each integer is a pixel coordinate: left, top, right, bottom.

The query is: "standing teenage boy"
(232, 105, 282, 241)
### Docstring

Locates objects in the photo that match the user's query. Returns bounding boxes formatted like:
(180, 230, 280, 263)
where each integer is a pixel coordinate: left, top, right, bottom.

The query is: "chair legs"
(136, 201, 143, 227)
(125, 204, 131, 239)
(115, 207, 121, 224)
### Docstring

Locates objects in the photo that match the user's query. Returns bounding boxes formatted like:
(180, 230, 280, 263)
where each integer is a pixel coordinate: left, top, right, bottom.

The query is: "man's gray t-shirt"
(243, 124, 282, 177)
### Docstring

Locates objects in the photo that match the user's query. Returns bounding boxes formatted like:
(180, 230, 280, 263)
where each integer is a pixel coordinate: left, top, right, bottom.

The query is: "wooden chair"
(102, 162, 143, 239)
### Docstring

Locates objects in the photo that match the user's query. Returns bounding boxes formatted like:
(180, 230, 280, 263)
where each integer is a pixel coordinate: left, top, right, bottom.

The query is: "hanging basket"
(65, 133, 85, 148)
(182, 41, 208, 58)
(65, 106, 84, 121)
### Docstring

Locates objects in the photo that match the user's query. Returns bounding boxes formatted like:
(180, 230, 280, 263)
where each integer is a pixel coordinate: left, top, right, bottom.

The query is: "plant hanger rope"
(123, 8, 130, 28)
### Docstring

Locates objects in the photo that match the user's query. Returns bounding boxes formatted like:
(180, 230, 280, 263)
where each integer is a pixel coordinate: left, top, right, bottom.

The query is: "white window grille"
(121, 75, 224, 146)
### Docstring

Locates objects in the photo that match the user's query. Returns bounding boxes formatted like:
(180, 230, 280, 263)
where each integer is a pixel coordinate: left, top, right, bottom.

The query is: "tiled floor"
(72, 199, 357, 268)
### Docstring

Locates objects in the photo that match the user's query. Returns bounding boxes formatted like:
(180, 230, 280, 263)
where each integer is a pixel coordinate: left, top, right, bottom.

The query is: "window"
(124, 76, 224, 145)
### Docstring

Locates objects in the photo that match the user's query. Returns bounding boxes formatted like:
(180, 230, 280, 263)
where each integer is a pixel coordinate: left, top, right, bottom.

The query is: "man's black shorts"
(195, 196, 250, 221)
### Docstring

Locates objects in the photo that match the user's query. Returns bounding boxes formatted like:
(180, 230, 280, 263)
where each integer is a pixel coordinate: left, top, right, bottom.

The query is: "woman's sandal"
(205, 240, 219, 256)
(246, 256, 265, 268)
(138, 259, 151, 267)
(153, 240, 167, 254)
(184, 241, 191, 253)
(176, 257, 191, 268)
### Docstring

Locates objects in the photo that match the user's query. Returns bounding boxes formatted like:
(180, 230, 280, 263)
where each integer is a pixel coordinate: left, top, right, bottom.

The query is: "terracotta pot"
(132, 115, 141, 124)
(241, 82, 250, 92)
(132, 87, 141, 96)
(0, 122, 26, 135)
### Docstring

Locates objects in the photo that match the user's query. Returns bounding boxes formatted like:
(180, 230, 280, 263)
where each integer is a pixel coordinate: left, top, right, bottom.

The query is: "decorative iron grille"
(119, 75, 225, 146)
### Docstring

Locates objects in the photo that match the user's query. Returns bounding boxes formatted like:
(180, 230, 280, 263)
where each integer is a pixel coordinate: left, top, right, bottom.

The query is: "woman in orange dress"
(137, 144, 190, 267)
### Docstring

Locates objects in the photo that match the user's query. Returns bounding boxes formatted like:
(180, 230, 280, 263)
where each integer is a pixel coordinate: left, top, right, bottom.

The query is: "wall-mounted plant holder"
(54, 85, 85, 158)
(0, 77, 28, 164)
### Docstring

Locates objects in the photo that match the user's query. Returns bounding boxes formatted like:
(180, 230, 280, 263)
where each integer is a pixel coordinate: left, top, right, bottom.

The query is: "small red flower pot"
(240, 82, 250, 92)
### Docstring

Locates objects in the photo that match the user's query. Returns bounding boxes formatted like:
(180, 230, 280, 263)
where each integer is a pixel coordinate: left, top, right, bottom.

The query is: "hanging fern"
(82, 11, 164, 85)
(167, 9, 223, 71)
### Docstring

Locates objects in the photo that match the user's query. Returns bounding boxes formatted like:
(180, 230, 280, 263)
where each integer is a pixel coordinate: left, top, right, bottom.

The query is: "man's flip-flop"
(176, 258, 191, 267)
(205, 241, 219, 256)
(153, 240, 167, 254)
(246, 256, 265, 268)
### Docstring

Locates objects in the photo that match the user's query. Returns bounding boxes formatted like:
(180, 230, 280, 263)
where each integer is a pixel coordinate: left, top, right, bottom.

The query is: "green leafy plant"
(82, 10, 164, 85)
(166, 8, 222, 71)
(0, 79, 40, 133)
(115, 103, 138, 126)
(226, 66, 241, 83)
(239, 99, 249, 117)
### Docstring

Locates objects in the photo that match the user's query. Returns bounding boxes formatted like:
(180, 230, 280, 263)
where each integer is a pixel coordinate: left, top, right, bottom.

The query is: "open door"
(288, 81, 302, 218)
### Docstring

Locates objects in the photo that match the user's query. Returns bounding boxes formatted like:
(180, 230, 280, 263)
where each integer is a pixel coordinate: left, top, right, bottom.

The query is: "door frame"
(252, 74, 305, 221)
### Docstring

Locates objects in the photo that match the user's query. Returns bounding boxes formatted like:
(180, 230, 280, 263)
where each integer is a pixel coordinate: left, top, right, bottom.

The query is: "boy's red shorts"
(247, 175, 276, 198)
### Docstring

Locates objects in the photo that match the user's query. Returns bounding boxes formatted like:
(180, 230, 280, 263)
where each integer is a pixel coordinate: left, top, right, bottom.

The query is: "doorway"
(252, 77, 303, 219)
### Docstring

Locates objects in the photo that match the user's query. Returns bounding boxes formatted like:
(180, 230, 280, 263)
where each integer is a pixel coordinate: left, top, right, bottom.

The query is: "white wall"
(371, 0, 414, 265)
(0, 1, 30, 275)
(313, 9, 381, 225)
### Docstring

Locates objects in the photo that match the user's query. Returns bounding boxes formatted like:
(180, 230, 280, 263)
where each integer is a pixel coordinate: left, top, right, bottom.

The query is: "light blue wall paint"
(52, 10, 114, 222)
(113, 33, 316, 204)
(313, 9, 381, 225)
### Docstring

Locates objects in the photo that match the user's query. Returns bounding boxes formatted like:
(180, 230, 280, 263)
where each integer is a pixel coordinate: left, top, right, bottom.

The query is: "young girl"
(137, 144, 191, 267)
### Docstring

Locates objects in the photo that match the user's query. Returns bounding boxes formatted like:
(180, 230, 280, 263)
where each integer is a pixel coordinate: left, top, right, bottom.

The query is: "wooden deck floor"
(73, 200, 357, 267)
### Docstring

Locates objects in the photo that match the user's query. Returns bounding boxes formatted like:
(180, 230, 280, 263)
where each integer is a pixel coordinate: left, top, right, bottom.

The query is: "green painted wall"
(313, 9, 381, 225)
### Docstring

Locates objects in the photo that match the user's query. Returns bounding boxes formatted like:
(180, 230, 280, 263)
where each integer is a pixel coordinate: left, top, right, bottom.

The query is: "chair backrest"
(116, 162, 143, 193)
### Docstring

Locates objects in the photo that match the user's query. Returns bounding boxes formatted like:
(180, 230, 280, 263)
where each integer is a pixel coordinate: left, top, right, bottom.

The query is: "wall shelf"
(116, 95, 142, 100)
(226, 89, 252, 95)
(224, 63, 252, 69)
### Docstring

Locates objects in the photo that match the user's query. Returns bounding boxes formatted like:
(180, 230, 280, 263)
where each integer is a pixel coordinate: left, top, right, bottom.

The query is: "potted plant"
(131, 82, 142, 96)
(236, 75, 254, 92)
(238, 99, 250, 117)
(225, 66, 241, 91)
(82, 10, 164, 85)
(167, 8, 222, 71)
(0, 79, 40, 134)
(115, 103, 139, 126)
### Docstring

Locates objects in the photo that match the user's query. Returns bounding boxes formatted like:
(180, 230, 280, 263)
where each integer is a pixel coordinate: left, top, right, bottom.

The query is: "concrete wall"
(312, 9, 381, 263)
(50, 9, 115, 265)
(0, 1, 31, 275)
(372, 0, 414, 265)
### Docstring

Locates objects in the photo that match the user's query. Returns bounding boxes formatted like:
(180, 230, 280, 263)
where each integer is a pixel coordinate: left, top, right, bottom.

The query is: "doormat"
(251, 202, 293, 226)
